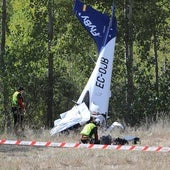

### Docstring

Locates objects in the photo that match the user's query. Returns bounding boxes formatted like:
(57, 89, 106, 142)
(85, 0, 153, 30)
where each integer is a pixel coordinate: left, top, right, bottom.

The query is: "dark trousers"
(12, 107, 24, 130)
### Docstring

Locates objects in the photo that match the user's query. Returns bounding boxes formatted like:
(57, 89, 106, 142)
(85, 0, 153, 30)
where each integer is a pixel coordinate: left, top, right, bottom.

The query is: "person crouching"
(80, 118, 100, 144)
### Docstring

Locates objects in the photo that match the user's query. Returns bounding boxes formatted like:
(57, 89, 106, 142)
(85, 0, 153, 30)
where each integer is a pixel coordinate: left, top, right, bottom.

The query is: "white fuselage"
(77, 37, 116, 115)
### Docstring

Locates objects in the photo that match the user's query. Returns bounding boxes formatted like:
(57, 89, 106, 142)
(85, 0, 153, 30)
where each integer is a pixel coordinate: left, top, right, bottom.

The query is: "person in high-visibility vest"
(12, 87, 25, 134)
(80, 118, 100, 144)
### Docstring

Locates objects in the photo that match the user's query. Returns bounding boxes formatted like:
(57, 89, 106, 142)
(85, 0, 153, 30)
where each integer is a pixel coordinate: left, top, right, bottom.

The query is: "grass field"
(0, 119, 169, 170)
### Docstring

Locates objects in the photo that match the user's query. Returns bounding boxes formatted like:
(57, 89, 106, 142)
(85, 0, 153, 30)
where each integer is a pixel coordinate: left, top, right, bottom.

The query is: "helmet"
(18, 87, 24, 91)
(94, 118, 100, 126)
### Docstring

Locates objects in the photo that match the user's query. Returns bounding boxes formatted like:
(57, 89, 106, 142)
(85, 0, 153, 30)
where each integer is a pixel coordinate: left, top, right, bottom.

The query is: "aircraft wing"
(50, 103, 90, 135)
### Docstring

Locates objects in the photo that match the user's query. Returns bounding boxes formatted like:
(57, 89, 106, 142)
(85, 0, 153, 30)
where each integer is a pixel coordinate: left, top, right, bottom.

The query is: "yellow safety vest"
(12, 91, 19, 106)
(80, 123, 96, 136)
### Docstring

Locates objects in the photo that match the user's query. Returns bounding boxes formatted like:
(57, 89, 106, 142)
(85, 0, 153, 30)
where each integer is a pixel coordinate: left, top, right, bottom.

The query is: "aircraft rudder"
(73, 0, 110, 52)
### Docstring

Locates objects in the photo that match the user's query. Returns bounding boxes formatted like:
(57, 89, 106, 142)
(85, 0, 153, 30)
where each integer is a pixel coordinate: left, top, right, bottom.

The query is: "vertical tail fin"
(73, 0, 117, 53)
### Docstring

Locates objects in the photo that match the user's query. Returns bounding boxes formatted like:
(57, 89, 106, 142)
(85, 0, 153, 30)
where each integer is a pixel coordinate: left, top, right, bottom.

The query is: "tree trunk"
(47, 0, 54, 128)
(0, 0, 10, 132)
(153, 30, 159, 97)
(124, 0, 134, 124)
(153, 30, 159, 119)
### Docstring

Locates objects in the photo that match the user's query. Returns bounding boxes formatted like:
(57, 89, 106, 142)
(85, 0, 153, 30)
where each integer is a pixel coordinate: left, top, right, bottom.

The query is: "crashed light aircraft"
(50, 0, 121, 136)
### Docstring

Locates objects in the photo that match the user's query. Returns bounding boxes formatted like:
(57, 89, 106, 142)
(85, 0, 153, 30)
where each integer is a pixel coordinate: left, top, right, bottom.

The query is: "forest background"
(0, 0, 169, 132)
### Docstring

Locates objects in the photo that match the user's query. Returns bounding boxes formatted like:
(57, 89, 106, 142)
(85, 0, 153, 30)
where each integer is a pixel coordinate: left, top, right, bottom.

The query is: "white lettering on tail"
(81, 16, 100, 36)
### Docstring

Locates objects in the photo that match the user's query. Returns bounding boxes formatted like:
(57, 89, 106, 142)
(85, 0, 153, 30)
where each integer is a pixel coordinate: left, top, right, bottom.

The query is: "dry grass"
(0, 119, 170, 170)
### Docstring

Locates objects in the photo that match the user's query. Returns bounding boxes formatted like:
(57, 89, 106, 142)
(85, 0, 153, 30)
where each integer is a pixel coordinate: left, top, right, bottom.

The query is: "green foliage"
(0, 0, 170, 129)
